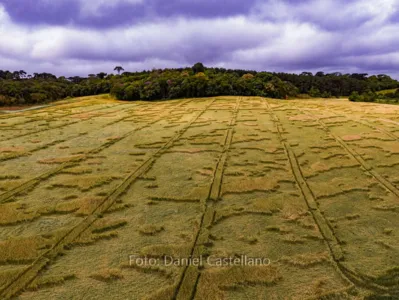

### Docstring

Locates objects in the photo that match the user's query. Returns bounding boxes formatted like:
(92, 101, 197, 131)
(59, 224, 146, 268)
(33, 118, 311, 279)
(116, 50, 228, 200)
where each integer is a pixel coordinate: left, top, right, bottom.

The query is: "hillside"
(1, 66, 399, 106)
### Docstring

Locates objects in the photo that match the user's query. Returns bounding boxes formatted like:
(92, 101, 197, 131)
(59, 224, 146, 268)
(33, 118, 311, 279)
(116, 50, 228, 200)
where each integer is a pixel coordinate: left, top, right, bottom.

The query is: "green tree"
(309, 87, 321, 97)
(114, 66, 125, 75)
(349, 91, 360, 102)
(19, 70, 27, 79)
(97, 72, 107, 79)
(192, 62, 205, 74)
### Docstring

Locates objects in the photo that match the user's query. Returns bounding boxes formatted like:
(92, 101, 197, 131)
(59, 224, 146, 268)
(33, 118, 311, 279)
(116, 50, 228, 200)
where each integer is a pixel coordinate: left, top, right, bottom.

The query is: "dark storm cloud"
(1, 0, 80, 25)
(250, 0, 378, 31)
(389, 4, 399, 23)
(0, 0, 398, 78)
(1, 0, 257, 28)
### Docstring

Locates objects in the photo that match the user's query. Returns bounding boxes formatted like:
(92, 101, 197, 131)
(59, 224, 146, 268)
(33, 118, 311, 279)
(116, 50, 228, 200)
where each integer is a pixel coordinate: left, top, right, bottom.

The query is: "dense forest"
(1, 63, 398, 106)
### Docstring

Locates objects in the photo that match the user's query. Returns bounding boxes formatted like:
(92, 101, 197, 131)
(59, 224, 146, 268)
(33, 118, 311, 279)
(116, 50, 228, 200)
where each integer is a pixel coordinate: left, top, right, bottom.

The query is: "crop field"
(0, 95, 398, 299)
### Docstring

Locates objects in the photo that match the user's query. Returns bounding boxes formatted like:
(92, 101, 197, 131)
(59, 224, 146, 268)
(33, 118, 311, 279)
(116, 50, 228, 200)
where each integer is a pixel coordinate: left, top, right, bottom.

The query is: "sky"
(0, 0, 399, 78)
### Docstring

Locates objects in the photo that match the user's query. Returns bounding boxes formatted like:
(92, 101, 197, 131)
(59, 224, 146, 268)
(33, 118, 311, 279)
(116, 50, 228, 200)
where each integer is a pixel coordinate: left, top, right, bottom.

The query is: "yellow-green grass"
(0, 95, 398, 299)
(376, 88, 398, 95)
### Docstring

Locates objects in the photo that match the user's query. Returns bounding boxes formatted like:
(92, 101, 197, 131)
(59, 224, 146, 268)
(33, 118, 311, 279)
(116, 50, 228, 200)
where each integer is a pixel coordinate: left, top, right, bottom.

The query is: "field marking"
(0, 103, 138, 142)
(0, 103, 122, 139)
(175, 98, 241, 300)
(378, 118, 399, 127)
(0, 101, 123, 125)
(0, 99, 194, 204)
(0, 104, 153, 162)
(263, 99, 358, 290)
(299, 108, 399, 199)
(356, 119, 399, 140)
(0, 105, 65, 120)
(0, 98, 216, 299)
(0, 97, 132, 121)
(266, 99, 399, 294)
(0, 105, 52, 114)
(0, 97, 99, 118)
(300, 107, 399, 141)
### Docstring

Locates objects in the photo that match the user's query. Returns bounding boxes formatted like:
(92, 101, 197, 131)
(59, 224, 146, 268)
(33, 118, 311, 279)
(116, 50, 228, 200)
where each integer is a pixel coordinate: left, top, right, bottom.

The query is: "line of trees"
(110, 68, 299, 101)
(274, 72, 399, 97)
(1, 64, 398, 106)
(349, 89, 399, 103)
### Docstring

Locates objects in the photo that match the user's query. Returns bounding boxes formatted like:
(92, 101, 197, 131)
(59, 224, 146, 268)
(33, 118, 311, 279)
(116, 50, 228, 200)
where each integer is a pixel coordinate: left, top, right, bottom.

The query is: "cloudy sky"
(0, 0, 398, 78)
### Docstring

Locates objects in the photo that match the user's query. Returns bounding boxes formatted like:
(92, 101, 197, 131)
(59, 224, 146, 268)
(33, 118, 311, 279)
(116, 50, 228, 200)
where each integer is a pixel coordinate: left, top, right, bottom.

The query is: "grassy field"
(376, 88, 397, 95)
(0, 95, 398, 299)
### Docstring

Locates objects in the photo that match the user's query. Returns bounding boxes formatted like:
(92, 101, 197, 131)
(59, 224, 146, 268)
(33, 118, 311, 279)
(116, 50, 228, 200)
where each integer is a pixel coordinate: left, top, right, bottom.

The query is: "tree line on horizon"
(0, 63, 398, 106)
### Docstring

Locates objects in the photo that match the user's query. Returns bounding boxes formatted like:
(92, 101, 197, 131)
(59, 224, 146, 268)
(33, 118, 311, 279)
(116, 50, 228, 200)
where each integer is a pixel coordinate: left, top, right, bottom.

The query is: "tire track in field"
(356, 119, 399, 141)
(299, 108, 399, 199)
(0, 98, 216, 300)
(0, 102, 137, 142)
(0, 103, 120, 137)
(264, 100, 357, 291)
(0, 99, 193, 204)
(301, 107, 399, 141)
(0, 101, 122, 127)
(0, 97, 134, 121)
(265, 99, 399, 295)
(174, 97, 241, 300)
(378, 118, 399, 127)
(0, 103, 153, 162)
(0, 102, 76, 120)
(0, 97, 111, 119)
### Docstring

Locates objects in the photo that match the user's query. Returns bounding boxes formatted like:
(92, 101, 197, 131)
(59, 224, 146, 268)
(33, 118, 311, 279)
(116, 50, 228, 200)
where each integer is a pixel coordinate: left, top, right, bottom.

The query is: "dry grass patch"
(0, 267, 27, 290)
(0, 235, 50, 264)
(383, 228, 393, 235)
(121, 260, 173, 278)
(71, 112, 101, 120)
(214, 208, 273, 225)
(196, 168, 214, 176)
(70, 197, 104, 216)
(40, 196, 104, 216)
(91, 218, 128, 234)
(61, 166, 93, 175)
(196, 266, 281, 300)
(70, 231, 119, 248)
(105, 202, 132, 214)
(167, 147, 215, 154)
(135, 142, 165, 149)
(28, 139, 42, 144)
(143, 284, 177, 300)
(106, 136, 123, 141)
(280, 234, 306, 244)
(238, 235, 258, 244)
(222, 177, 281, 194)
(27, 274, 76, 291)
(64, 218, 126, 248)
(38, 154, 84, 164)
(280, 252, 330, 268)
(89, 268, 124, 282)
(145, 182, 159, 189)
(129, 152, 146, 156)
(140, 244, 192, 258)
(288, 115, 315, 121)
(0, 203, 40, 225)
(309, 161, 359, 174)
(341, 135, 362, 141)
(139, 224, 165, 235)
(48, 175, 120, 192)
(0, 175, 21, 180)
(0, 146, 25, 153)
